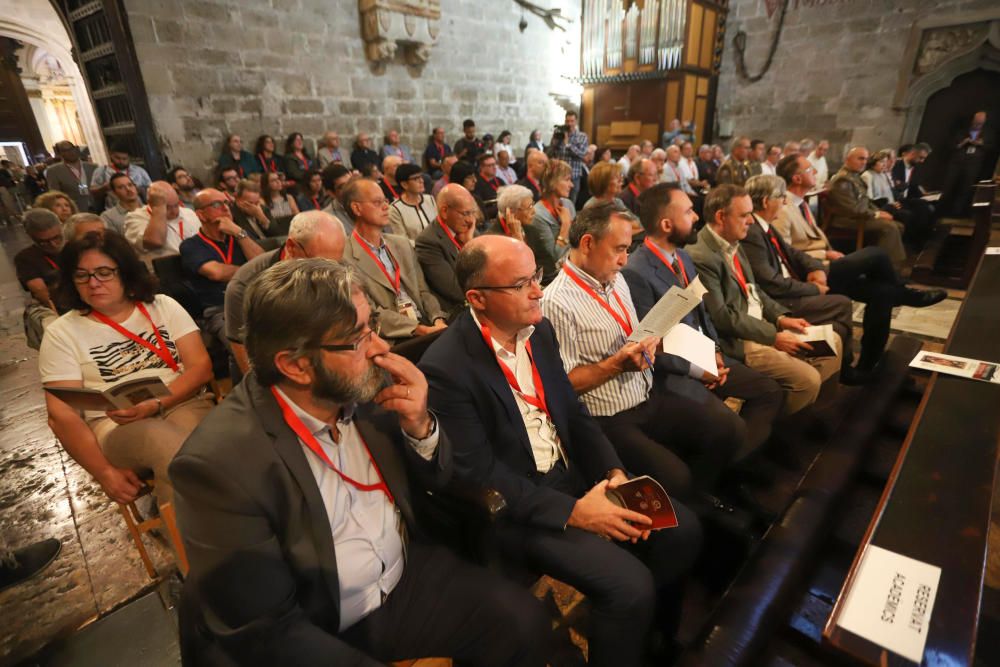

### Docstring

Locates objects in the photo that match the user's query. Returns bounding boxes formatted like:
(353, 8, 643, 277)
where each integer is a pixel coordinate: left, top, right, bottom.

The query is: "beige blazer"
(774, 200, 830, 262)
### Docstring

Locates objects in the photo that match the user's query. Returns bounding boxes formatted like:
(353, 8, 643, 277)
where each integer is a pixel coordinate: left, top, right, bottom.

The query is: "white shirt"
(807, 152, 829, 187)
(618, 156, 632, 176)
(541, 260, 651, 417)
(760, 161, 777, 176)
(470, 309, 564, 473)
(494, 142, 517, 163)
(496, 165, 517, 186)
(124, 206, 201, 259)
(273, 386, 437, 631)
(677, 158, 699, 194)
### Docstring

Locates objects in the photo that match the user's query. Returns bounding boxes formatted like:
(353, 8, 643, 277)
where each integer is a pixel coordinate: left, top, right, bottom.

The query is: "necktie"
(799, 201, 817, 229)
(671, 256, 683, 279)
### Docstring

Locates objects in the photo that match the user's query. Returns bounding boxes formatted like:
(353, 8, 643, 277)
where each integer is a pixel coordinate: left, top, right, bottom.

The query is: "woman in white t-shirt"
(40, 233, 214, 505)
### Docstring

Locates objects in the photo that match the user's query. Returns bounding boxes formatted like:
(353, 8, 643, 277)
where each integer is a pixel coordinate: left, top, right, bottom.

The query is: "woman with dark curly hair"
(254, 134, 282, 174)
(283, 132, 313, 188)
(39, 232, 214, 506)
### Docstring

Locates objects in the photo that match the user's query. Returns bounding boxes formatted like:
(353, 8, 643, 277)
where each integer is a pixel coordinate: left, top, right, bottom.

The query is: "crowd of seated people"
(15, 109, 979, 667)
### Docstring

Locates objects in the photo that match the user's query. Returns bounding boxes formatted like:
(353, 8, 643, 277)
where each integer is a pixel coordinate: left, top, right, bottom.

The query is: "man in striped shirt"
(540, 201, 740, 502)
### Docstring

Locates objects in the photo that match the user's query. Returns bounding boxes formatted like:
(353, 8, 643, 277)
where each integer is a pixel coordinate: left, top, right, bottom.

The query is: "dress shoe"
(0, 538, 61, 593)
(840, 364, 880, 386)
(901, 287, 947, 308)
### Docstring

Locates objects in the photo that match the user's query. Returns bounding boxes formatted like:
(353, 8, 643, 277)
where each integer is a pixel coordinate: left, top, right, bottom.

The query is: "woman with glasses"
(39, 232, 214, 506)
(526, 159, 575, 285)
(388, 164, 438, 245)
(487, 184, 534, 241)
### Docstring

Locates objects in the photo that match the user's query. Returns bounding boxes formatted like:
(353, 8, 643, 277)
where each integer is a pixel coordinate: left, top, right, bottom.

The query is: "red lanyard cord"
(198, 232, 234, 264)
(561, 265, 633, 336)
(478, 323, 551, 419)
(643, 238, 688, 287)
(437, 216, 463, 251)
(353, 230, 401, 294)
(90, 302, 179, 372)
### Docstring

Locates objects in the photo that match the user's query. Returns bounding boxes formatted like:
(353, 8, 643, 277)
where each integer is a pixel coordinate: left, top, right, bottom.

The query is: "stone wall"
(123, 0, 582, 179)
(715, 0, 1000, 166)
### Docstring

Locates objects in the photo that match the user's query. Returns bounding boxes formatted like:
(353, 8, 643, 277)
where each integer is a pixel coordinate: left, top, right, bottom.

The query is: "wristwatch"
(235, 230, 248, 240)
(556, 235, 568, 245)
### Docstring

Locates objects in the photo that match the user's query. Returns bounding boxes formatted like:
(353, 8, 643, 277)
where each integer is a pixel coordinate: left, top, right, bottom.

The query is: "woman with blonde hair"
(526, 159, 575, 284)
(34, 191, 77, 225)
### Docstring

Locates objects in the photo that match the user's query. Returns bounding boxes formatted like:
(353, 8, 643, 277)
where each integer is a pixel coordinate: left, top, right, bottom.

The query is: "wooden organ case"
(579, 0, 728, 151)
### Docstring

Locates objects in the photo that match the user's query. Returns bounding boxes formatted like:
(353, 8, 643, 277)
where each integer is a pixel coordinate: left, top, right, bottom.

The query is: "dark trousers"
(495, 464, 702, 667)
(342, 542, 550, 667)
(596, 389, 740, 499)
(778, 292, 854, 369)
(827, 246, 905, 369)
(711, 358, 785, 458)
(941, 157, 987, 217)
(898, 198, 936, 246)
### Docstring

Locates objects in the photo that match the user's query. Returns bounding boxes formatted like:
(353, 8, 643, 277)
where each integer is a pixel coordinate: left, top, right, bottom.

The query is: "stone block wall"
(715, 0, 998, 166)
(122, 0, 582, 179)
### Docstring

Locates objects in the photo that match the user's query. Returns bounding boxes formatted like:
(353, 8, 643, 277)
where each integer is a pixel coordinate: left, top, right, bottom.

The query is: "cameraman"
(549, 111, 589, 202)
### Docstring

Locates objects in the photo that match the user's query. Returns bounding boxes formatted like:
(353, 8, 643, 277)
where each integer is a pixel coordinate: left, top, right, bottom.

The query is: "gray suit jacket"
(687, 226, 788, 360)
(169, 373, 452, 665)
(345, 231, 446, 339)
(45, 161, 98, 212)
(414, 220, 465, 315)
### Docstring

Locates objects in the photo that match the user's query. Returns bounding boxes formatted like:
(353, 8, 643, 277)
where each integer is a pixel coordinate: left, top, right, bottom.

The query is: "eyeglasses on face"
(472, 267, 543, 293)
(315, 318, 382, 353)
(360, 198, 389, 207)
(203, 200, 229, 210)
(34, 234, 63, 247)
(72, 266, 119, 284)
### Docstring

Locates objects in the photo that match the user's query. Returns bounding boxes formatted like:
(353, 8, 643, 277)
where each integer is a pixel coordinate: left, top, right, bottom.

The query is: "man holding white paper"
(542, 201, 743, 509)
(688, 185, 841, 415)
(623, 183, 784, 463)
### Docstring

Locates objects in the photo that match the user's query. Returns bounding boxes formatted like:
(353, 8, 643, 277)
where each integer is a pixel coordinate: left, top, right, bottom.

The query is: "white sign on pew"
(985, 246, 1000, 255)
(836, 545, 941, 664)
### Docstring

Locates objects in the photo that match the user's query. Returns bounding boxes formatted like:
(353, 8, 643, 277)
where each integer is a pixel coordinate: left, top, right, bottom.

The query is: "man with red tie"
(769, 157, 946, 376)
(181, 188, 264, 347)
(415, 184, 477, 317)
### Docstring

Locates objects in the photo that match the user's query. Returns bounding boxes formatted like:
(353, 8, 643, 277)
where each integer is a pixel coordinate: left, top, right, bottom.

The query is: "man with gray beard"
(170, 259, 548, 666)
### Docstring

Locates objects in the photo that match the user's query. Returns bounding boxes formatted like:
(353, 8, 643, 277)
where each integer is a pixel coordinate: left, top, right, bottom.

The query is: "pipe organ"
(578, 0, 728, 152)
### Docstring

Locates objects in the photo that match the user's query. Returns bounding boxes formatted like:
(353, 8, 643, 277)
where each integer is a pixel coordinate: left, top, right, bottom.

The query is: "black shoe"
(0, 538, 61, 593)
(840, 365, 879, 386)
(901, 287, 947, 308)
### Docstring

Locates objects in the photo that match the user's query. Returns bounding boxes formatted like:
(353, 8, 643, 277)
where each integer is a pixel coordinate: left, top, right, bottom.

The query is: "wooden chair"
(816, 189, 865, 252)
(118, 479, 189, 579)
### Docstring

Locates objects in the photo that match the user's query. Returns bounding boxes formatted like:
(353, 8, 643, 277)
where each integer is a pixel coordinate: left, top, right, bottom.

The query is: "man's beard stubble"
(310, 355, 391, 406)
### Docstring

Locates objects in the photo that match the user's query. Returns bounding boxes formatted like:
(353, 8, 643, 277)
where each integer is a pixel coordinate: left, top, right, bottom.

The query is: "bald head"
(437, 183, 477, 235)
(457, 235, 543, 331)
(193, 187, 225, 209)
(382, 155, 402, 180)
(526, 149, 549, 179)
(844, 146, 869, 173)
(457, 235, 531, 291)
(286, 210, 346, 260)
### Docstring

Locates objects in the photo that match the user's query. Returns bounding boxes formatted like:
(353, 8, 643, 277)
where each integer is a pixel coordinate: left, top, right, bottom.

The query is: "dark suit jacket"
(890, 160, 925, 200)
(687, 226, 789, 360)
(414, 221, 465, 315)
(420, 312, 624, 530)
(344, 232, 447, 339)
(516, 175, 542, 201)
(473, 175, 501, 220)
(169, 373, 452, 666)
(622, 242, 720, 377)
(741, 215, 824, 300)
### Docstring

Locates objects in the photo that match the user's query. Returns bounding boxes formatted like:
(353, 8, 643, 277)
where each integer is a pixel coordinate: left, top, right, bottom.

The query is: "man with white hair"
(317, 131, 349, 168)
(225, 210, 347, 376)
(650, 148, 667, 183)
(124, 180, 201, 260)
(415, 183, 478, 316)
(618, 144, 640, 176)
(380, 155, 404, 202)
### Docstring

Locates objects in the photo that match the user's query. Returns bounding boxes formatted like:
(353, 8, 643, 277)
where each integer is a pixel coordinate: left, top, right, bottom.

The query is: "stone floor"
(1, 220, 998, 666)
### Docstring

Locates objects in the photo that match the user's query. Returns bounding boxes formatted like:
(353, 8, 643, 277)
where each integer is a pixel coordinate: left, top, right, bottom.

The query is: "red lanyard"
(198, 232, 234, 264)
(148, 205, 183, 239)
(311, 196, 320, 210)
(44, 256, 59, 271)
(542, 198, 562, 221)
(731, 254, 750, 297)
(353, 230, 400, 293)
(482, 176, 499, 192)
(437, 216, 462, 250)
(383, 178, 399, 199)
(643, 238, 687, 286)
(527, 175, 540, 194)
(296, 153, 309, 170)
(767, 228, 798, 279)
(435, 142, 445, 159)
(270, 388, 394, 504)
(668, 163, 681, 181)
(562, 265, 633, 336)
(628, 183, 640, 198)
(258, 154, 277, 172)
(90, 302, 179, 372)
(497, 215, 512, 236)
(478, 323, 550, 419)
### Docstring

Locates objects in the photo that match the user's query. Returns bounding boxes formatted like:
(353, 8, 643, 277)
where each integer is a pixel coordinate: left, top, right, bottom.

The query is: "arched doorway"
(915, 68, 1000, 191)
(0, 0, 105, 164)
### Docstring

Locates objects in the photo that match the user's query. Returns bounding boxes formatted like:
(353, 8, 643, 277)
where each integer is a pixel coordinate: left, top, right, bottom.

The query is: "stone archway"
(893, 9, 1000, 146)
(0, 0, 106, 163)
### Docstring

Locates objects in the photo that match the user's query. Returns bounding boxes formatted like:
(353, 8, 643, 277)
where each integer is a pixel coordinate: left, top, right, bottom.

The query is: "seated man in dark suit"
(890, 143, 936, 246)
(420, 234, 702, 667)
(741, 174, 859, 382)
(170, 259, 548, 667)
(414, 184, 476, 317)
(623, 184, 784, 472)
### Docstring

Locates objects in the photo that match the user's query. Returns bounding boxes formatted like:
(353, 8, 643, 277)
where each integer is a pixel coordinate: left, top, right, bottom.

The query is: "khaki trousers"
(743, 335, 841, 415)
(91, 396, 214, 503)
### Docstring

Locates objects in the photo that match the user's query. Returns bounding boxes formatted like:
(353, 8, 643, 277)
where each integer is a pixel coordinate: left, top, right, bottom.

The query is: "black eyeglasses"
(315, 319, 382, 353)
(72, 267, 119, 284)
(472, 268, 543, 293)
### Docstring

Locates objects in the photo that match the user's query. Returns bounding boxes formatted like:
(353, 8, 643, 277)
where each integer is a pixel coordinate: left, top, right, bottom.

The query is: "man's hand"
(610, 338, 658, 373)
(606, 470, 651, 543)
(876, 210, 893, 221)
(373, 352, 434, 439)
(806, 270, 827, 287)
(106, 399, 160, 425)
(778, 316, 810, 333)
(237, 199, 268, 223)
(147, 188, 166, 208)
(702, 351, 730, 389)
(218, 217, 244, 237)
(813, 283, 830, 295)
(568, 479, 652, 541)
(414, 320, 448, 336)
(96, 465, 146, 504)
(774, 330, 813, 355)
(825, 250, 845, 261)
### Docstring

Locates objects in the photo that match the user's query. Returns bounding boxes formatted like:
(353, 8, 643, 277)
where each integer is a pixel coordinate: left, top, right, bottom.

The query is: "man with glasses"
(415, 184, 477, 317)
(124, 180, 201, 262)
(180, 188, 264, 350)
(225, 210, 347, 376)
(420, 234, 701, 667)
(171, 259, 549, 666)
(215, 166, 240, 202)
(15, 209, 68, 349)
(342, 179, 447, 341)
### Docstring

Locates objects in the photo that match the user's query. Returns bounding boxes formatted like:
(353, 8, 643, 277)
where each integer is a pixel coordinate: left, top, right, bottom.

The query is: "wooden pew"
(823, 245, 1000, 665)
